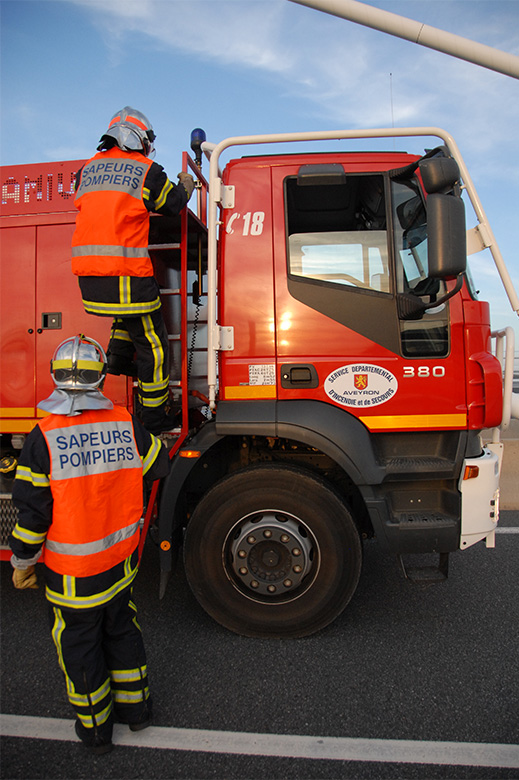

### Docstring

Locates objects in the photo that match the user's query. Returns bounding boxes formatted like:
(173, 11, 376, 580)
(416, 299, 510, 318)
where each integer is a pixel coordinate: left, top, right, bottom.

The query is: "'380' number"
(403, 366, 446, 378)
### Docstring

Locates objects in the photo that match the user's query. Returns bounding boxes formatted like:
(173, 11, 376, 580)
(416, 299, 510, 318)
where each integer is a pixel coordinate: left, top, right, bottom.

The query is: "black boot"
(75, 720, 113, 755)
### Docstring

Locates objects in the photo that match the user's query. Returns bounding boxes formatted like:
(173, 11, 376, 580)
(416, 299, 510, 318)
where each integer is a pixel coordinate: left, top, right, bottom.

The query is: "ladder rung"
(160, 288, 181, 295)
(149, 243, 181, 250)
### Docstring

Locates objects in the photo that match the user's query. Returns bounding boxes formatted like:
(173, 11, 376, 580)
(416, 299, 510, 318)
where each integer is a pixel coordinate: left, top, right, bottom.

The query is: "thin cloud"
(72, 0, 295, 73)
(68, 0, 518, 143)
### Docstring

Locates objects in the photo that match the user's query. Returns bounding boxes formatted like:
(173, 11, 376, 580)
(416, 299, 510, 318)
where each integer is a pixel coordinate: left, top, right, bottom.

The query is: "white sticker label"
(249, 364, 276, 386)
(324, 364, 398, 408)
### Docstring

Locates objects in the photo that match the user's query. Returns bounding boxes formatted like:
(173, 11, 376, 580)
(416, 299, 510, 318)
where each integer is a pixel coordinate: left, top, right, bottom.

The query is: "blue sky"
(2, 0, 518, 340)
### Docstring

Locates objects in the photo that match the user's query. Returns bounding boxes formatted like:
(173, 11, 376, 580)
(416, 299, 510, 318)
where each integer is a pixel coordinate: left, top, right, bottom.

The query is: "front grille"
(0, 494, 18, 548)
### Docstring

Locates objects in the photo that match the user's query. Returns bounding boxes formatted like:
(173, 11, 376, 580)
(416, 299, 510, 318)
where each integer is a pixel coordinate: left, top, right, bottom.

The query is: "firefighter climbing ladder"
(137, 151, 210, 557)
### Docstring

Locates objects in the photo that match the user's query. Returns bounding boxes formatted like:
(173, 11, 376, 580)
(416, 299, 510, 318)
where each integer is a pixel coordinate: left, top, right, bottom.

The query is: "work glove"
(177, 172, 195, 199)
(12, 565, 38, 589)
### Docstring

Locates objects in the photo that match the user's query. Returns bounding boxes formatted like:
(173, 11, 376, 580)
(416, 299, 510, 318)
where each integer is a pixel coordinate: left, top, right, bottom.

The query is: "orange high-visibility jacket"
(72, 148, 154, 278)
(38, 406, 144, 577)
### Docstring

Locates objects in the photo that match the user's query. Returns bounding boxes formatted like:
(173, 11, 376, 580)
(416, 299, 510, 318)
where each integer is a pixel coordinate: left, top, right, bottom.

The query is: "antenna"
(389, 72, 394, 128)
(389, 72, 395, 150)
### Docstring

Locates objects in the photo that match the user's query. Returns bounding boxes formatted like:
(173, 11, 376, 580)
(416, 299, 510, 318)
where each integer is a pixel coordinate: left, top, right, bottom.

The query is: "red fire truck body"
(1, 128, 517, 638)
(0, 160, 128, 431)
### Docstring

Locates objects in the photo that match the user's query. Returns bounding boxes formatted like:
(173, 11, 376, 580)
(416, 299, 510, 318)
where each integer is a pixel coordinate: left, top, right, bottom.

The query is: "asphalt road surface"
(1, 511, 518, 780)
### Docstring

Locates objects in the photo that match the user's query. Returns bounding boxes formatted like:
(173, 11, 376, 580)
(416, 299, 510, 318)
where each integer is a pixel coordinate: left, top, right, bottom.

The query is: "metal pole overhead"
(289, 0, 519, 79)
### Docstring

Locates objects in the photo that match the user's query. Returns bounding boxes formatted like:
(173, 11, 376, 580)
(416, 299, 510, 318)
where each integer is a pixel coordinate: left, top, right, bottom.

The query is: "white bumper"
(459, 445, 501, 550)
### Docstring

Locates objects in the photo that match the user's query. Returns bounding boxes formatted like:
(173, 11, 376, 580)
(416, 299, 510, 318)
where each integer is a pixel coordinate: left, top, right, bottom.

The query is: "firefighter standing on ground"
(9, 335, 170, 754)
(71, 106, 195, 435)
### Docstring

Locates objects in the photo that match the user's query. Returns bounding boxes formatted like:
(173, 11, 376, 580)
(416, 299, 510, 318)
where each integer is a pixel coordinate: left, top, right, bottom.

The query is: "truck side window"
(391, 178, 450, 357)
(286, 175, 390, 294)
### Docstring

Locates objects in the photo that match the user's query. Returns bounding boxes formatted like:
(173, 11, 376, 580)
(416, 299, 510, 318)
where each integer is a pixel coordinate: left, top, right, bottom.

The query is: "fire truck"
(1, 125, 518, 638)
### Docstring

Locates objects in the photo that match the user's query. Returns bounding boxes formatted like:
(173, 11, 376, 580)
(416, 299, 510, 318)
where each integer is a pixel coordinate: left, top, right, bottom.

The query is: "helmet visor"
(53, 367, 103, 386)
(52, 358, 105, 389)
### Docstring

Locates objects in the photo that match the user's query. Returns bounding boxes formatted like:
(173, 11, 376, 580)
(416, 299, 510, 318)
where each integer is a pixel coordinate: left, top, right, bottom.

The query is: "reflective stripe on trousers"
(49, 585, 150, 741)
(108, 309, 170, 409)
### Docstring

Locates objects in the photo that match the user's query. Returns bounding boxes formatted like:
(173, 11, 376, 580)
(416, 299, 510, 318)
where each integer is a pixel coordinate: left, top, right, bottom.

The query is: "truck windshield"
(392, 179, 430, 293)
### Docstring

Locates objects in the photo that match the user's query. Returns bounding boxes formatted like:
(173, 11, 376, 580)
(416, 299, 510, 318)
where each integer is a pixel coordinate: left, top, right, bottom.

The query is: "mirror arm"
(398, 274, 463, 320)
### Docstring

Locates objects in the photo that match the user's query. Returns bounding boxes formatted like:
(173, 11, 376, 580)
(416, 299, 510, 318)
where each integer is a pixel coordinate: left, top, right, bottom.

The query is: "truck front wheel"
(183, 465, 362, 638)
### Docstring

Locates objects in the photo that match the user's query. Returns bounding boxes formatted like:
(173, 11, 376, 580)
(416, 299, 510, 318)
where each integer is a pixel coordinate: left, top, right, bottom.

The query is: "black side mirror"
(427, 193, 467, 279)
(419, 156, 461, 194)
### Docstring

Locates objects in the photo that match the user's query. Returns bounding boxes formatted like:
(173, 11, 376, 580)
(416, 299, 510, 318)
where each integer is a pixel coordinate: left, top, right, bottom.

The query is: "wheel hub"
(227, 511, 315, 601)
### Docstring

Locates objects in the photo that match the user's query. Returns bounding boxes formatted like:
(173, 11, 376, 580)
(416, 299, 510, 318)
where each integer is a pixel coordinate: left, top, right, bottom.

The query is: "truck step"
(395, 511, 457, 529)
(383, 456, 456, 479)
(398, 552, 449, 584)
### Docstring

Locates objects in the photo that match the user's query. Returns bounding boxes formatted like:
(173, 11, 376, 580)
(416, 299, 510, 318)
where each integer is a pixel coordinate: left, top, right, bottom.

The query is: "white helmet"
(51, 335, 107, 391)
(97, 106, 156, 157)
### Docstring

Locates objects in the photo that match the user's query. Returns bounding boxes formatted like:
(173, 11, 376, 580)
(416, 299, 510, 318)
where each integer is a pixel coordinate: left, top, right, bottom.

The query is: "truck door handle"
(280, 363, 319, 389)
(41, 312, 62, 330)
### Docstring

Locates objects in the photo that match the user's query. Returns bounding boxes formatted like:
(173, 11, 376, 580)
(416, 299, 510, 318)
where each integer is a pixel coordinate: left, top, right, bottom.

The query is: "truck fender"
(216, 399, 385, 485)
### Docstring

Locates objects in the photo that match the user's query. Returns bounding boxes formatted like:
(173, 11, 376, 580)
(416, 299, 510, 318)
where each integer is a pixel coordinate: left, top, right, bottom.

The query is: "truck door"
(271, 159, 468, 432)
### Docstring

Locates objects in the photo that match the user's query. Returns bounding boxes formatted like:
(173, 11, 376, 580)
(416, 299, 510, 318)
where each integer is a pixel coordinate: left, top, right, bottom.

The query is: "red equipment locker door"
(0, 226, 37, 418)
(34, 222, 128, 408)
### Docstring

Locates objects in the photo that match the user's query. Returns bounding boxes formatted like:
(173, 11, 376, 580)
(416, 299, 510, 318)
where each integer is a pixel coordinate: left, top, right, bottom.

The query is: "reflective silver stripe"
(142, 436, 161, 476)
(154, 179, 173, 209)
(120, 276, 131, 305)
(46, 520, 140, 557)
(83, 298, 161, 316)
(72, 245, 149, 258)
(44, 419, 141, 481)
(12, 524, 47, 545)
(143, 313, 164, 385)
(112, 687, 150, 704)
(15, 465, 50, 487)
(46, 564, 138, 609)
(68, 678, 111, 707)
(76, 701, 112, 728)
(138, 376, 170, 392)
(138, 392, 169, 408)
(75, 157, 148, 200)
(110, 665, 148, 683)
(112, 328, 133, 343)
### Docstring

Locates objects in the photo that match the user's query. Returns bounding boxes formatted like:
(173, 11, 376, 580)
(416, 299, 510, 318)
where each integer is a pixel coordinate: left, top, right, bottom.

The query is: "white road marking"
(1, 714, 518, 768)
(496, 527, 519, 533)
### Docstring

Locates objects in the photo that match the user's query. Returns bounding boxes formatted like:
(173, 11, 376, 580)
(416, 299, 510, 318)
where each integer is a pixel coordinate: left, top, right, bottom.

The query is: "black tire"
(183, 465, 362, 638)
